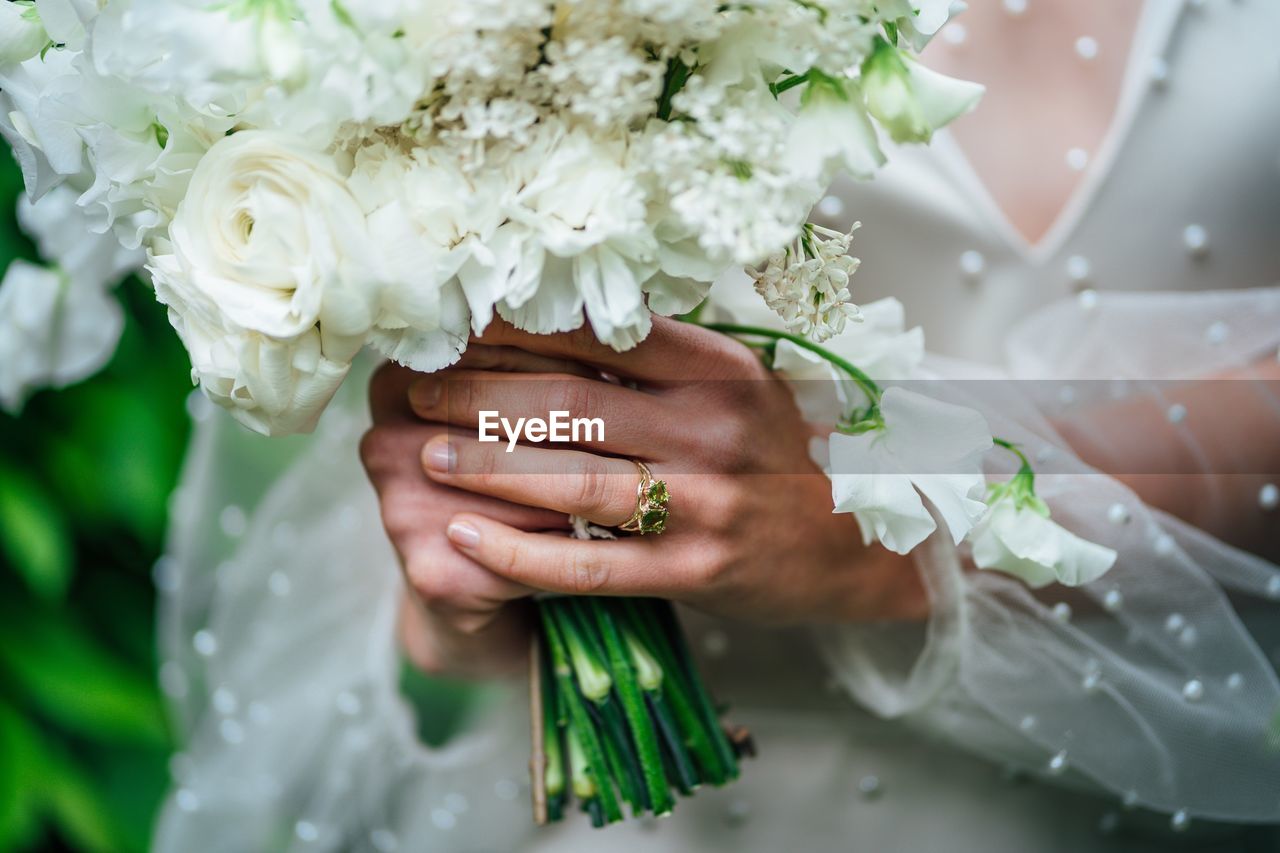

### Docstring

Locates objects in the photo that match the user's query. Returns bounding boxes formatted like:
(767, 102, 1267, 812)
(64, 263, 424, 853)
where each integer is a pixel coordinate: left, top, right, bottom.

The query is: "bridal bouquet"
(0, 0, 1119, 831)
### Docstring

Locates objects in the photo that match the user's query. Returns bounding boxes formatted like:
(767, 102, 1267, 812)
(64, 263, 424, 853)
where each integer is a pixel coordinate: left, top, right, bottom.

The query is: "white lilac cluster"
(749, 224, 864, 343)
(0, 0, 982, 434)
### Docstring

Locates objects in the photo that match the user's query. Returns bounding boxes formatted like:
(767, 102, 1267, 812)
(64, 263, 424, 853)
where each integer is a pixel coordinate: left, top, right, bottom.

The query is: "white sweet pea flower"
(861, 41, 983, 144)
(148, 130, 380, 434)
(970, 492, 1118, 588)
(0, 260, 123, 412)
(829, 387, 992, 554)
(1, 2, 48, 65)
(876, 0, 965, 51)
(771, 340, 862, 426)
(785, 77, 885, 182)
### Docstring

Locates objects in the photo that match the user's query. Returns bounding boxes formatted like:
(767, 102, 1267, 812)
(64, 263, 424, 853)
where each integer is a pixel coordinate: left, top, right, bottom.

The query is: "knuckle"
(411, 567, 462, 612)
(567, 550, 608, 594)
(548, 380, 594, 419)
(358, 427, 388, 473)
(569, 459, 611, 516)
(447, 610, 494, 637)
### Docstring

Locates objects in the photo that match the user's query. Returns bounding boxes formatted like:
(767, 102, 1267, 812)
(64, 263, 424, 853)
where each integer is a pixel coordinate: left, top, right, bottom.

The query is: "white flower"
(785, 78, 885, 181)
(148, 130, 380, 434)
(827, 297, 924, 381)
(875, 0, 964, 51)
(0, 260, 123, 412)
(153, 130, 377, 345)
(749, 224, 863, 343)
(829, 387, 992, 554)
(970, 494, 1118, 588)
(18, 183, 142, 286)
(0, 1, 48, 65)
(861, 43, 984, 144)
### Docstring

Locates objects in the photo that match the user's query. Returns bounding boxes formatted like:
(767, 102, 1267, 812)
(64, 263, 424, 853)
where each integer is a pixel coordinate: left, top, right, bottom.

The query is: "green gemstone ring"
(618, 461, 670, 535)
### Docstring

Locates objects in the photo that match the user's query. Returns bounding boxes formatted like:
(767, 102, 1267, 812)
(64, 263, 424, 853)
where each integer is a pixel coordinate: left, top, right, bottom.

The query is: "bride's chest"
(817, 0, 1280, 364)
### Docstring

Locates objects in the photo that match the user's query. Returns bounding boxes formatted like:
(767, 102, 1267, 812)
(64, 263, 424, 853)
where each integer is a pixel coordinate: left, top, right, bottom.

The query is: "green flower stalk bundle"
(531, 597, 745, 828)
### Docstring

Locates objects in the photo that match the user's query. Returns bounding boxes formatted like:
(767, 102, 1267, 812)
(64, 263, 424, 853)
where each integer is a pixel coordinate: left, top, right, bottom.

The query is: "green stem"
(540, 606, 623, 823)
(993, 437, 1033, 472)
(589, 600, 676, 816)
(637, 600, 739, 780)
(700, 322, 882, 404)
(620, 600, 729, 784)
(540, 641, 566, 820)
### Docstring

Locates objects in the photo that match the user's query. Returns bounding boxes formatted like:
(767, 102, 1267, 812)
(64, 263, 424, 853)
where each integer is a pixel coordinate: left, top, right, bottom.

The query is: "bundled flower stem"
(533, 597, 743, 828)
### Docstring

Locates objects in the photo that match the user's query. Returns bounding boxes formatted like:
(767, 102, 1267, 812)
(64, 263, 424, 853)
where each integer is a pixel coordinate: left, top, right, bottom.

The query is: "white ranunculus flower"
(155, 130, 377, 348)
(0, 260, 123, 412)
(149, 130, 380, 434)
(829, 387, 992, 554)
(861, 44, 983, 144)
(0, 1, 48, 65)
(970, 494, 1118, 588)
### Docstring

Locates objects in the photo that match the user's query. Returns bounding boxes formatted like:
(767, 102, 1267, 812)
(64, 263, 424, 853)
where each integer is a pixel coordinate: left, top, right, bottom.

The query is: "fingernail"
(410, 378, 441, 410)
(447, 521, 480, 550)
(424, 438, 455, 473)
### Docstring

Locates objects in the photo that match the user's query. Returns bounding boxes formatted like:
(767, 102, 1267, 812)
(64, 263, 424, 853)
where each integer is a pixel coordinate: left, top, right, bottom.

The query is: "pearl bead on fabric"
(1259, 483, 1279, 511)
(1074, 36, 1099, 61)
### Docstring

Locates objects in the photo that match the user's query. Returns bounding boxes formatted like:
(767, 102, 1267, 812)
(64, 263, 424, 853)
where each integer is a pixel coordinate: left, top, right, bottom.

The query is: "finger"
(407, 371, 672, 456)
(401, 538, 532, 614)
(360, 422, 570, 532)
(445, 513, 687, 597)
(369, 361, 418, 424)
(454, 344, 603, 380)
(423, 435, 647, 527)
(474, 316, 754, 385)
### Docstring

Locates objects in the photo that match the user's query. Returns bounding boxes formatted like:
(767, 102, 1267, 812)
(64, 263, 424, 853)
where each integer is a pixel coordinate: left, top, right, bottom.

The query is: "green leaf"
(0, 605, 168, 746)
(0, 702, 44, 850)
(0, 463, 73, 600)
(37, 748, 124, 853)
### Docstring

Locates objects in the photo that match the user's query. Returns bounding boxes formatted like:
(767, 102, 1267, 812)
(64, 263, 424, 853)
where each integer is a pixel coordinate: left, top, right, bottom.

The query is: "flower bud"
(860, 40, 983, 144)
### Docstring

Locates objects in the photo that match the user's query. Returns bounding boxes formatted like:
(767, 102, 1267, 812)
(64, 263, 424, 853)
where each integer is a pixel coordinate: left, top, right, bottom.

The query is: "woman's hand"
(362, 362, 570, 677)
(409, 317, 926, 628)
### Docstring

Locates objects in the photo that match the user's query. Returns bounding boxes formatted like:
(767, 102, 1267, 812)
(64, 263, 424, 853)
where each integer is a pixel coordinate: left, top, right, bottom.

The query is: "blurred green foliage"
(0, 154, 193, 850)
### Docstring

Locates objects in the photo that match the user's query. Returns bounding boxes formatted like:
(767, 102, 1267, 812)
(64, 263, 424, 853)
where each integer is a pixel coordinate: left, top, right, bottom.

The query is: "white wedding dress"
(153, 1, 1280, 850)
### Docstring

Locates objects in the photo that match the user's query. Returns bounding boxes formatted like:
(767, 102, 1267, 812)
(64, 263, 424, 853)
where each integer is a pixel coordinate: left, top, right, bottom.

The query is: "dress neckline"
(934, 0, 1186, 267)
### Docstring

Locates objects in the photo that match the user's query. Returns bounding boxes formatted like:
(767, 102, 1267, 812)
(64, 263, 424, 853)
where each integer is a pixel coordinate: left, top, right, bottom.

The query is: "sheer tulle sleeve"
(817, 286, 1280, 824)
(152, 359, 536, 852)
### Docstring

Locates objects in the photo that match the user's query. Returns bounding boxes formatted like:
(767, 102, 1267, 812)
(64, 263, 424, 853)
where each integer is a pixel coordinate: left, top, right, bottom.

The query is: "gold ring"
(618, 460, 670, 535)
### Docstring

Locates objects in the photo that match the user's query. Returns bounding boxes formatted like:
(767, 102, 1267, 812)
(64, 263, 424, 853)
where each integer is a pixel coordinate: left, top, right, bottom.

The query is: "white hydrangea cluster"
(0, 0, 981, 434)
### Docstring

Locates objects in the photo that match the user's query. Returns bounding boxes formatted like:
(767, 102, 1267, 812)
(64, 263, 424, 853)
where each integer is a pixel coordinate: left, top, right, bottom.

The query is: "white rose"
(149, 130, 379, 434)
(828, 387, 992, 554)
(0, 260, 123, 413)
(970, 494, 1118, 588)
(0, 1, 48, 65)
